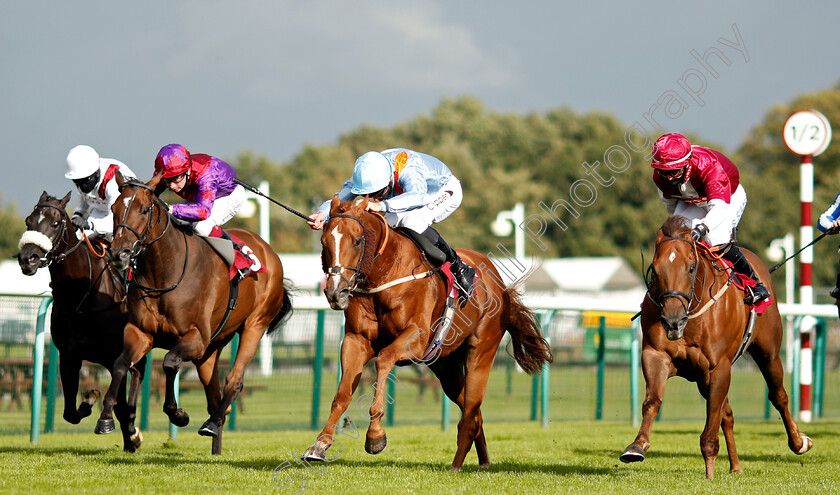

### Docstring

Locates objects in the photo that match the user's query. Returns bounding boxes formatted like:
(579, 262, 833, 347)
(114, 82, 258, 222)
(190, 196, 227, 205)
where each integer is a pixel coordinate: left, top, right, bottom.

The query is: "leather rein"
(113, 181, 188, 293)
(646, 236, 731, 320)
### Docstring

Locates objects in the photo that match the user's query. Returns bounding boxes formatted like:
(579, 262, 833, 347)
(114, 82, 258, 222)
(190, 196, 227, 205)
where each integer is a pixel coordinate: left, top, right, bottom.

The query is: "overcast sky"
(2, 1, 838, 210)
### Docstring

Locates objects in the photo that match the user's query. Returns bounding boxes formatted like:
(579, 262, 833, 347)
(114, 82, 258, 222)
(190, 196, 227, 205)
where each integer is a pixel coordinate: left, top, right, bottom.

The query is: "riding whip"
(768, 230, 831, 273)
(233, 178, 311, 221)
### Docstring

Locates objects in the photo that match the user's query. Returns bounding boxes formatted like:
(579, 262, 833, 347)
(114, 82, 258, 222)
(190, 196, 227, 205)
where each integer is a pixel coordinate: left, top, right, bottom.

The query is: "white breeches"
(192, 185, 246, 236)
(675, 184, 747, 246)
(384, 178, 463, 234)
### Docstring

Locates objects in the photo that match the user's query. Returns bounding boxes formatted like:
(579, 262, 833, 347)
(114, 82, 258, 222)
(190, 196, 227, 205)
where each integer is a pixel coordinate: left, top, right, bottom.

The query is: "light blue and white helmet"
(350, 152, 393, 195)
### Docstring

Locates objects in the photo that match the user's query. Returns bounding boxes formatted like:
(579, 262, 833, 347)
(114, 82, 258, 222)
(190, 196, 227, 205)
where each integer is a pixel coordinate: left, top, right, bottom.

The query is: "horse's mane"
(661, 216, 691, 239)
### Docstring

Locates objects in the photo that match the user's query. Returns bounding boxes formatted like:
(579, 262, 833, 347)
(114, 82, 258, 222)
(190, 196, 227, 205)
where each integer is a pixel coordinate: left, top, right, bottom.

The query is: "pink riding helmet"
(154, 144, 192, 178)
(651, 133, 692, 170)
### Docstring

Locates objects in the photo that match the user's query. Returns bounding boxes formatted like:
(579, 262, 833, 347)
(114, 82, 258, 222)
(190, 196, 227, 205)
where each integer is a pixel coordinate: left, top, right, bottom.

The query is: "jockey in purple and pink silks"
(153, 144, 246, 237)
(651, 133, 770, 305)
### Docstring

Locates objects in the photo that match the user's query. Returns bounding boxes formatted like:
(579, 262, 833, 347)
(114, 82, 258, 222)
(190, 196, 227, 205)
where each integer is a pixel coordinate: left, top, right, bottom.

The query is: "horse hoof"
(82, 389, 101, 405)
(77, 402, 93, 419)
(619, 444, 646, 463)
(167, 408, 190, 428)
(449, 466, 462, 473)
(95, 419, 115, 435)
(198, 421, 219, 438)
(130, 428, 144, 449)
(364, 434, 387, 455)
(302, 445, 326, 462)
(796, 435, 813, 455)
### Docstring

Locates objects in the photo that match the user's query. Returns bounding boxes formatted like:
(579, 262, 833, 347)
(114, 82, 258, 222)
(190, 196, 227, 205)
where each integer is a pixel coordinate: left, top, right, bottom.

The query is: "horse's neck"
(134, 222, 188, 285)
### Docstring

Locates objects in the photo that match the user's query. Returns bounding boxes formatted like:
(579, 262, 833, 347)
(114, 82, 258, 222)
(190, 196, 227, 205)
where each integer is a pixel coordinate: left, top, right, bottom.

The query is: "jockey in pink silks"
(651, 133, 770, 305)
(153, 144, 246, 238)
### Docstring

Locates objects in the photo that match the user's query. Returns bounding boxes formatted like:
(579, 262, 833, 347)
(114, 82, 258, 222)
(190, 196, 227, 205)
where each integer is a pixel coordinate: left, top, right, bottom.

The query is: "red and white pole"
(800, 328, 813, 423)
(799, 155, 814, 423)
(799, 155, 814, 305)
(784, 110, 831, 424)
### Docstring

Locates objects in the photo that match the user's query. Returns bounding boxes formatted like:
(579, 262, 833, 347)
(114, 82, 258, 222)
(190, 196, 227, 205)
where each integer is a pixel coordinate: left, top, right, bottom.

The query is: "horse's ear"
(115, 171, 125, 187)
(330, 194, 341, 214)
(356, 195, 369, 210)
(38, 191, 49, 203)
(148, 173, 162, 189)
(655, 227, 666, 244)
(59, 192, 71, 207)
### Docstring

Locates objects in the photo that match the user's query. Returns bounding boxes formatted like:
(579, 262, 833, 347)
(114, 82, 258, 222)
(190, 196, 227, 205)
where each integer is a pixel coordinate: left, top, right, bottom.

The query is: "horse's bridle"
(23, 203, 83, 267)
(647, 236, 703, 316)
(324, 212, 388, 293)
(113, 181, 188, 293)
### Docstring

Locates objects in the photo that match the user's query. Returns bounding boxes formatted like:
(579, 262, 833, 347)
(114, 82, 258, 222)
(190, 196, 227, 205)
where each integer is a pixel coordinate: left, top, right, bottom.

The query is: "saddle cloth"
(714, 255, 772, 314)
(204, 227, 266, 281)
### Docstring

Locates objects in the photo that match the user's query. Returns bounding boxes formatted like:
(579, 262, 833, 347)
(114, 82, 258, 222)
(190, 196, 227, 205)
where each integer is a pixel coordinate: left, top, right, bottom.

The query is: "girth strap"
(209, 280, 239, 343)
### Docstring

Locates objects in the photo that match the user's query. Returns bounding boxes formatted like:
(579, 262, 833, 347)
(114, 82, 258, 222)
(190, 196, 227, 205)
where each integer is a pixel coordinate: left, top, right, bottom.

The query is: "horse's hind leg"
(749, 343, 812, 455)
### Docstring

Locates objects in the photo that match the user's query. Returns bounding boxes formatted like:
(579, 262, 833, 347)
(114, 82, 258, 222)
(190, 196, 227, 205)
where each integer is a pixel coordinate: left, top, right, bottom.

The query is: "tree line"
(3, 83, 840, 291)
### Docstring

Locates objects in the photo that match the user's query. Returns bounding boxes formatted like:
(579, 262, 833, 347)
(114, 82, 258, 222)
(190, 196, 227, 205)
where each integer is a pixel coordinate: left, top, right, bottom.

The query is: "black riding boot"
(830, 272, 840, 299)
(722, 246, 770, 305)
(434, 236, 475, 299)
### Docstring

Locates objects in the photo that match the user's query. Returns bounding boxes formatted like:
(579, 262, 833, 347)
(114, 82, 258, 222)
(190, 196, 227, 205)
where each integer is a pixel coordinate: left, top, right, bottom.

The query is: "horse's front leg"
(700, 364, 732, 480)
(302, 333, 373, 462)
(363, 351, 400, 456)
(620, 348, 671, 463)
(58, 356, 86, 424)
(96, 323, 151, 435)
(162, 329, 205, 428)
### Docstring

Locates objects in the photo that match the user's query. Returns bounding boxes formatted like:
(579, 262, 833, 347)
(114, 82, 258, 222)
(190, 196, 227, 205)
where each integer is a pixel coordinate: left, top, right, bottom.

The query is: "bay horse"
(16, 191, 145, 451)
(95, 173, 292, 454)
(302, 196, 553, 471)
(620, 216, 812, 479)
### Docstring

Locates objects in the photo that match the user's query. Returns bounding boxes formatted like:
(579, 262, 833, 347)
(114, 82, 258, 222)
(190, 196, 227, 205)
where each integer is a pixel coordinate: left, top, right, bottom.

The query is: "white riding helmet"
(350, 151, 394, 195)
(65, 145, 101, 179)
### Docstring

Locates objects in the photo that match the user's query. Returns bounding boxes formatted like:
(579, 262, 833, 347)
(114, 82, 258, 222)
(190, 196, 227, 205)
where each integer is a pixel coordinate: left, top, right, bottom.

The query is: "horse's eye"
(52, 221, 60, 228)
(354, 237, 362, 247)
(141, 206, 151, 214)
(688, 264, 696, 274)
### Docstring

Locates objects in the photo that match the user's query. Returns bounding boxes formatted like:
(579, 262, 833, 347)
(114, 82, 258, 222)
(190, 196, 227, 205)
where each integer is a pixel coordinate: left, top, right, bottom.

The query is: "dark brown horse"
(94, 173, 292, 454)
(16, 191, 145, 451)
(620, 216, 812, 479)
(302, 196, 552, 471)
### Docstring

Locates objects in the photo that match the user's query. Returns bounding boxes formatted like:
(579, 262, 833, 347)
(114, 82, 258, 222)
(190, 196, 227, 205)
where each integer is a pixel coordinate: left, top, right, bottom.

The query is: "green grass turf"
(1, 419, 837, 494)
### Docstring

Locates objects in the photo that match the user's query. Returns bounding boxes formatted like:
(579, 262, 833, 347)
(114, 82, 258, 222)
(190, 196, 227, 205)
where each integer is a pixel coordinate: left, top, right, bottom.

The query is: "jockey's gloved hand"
(71, 214, 90, 231)
(828, 226, 840, 235)
(691, 224, 708, 241)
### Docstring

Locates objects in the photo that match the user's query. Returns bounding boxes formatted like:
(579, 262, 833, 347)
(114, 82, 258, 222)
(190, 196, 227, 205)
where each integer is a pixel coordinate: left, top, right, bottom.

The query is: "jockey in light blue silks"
(817, 194, 840, 298)
(308, 148, 475, 296)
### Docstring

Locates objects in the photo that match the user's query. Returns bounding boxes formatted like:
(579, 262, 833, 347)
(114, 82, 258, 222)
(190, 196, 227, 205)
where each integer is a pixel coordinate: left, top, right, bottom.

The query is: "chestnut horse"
(16, 192, 145, 451)
(95, 173, 292, 454)
(620, 216, 812, 479)
(302, 197, 553, 471)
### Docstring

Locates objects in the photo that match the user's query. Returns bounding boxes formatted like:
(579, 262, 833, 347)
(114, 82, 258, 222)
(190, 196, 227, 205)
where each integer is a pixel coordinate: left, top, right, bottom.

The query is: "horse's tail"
(504, 284, 553, 375)
(267, 280, 294, 335)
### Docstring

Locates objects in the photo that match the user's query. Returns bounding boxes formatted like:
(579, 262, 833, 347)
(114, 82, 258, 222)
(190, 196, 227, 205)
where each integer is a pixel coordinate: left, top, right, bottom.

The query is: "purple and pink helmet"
(154, 144, 192, 178)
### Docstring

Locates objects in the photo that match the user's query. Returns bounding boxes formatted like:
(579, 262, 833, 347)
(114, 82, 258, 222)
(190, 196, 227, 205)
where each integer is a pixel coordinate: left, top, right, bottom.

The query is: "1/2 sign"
(783, 110, 832, 157)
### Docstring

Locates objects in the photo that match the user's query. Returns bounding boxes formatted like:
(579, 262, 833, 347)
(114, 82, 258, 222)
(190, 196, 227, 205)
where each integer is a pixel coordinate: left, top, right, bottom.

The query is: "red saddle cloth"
(715, 254, 772, 314)
(209, 226, 267, 281)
